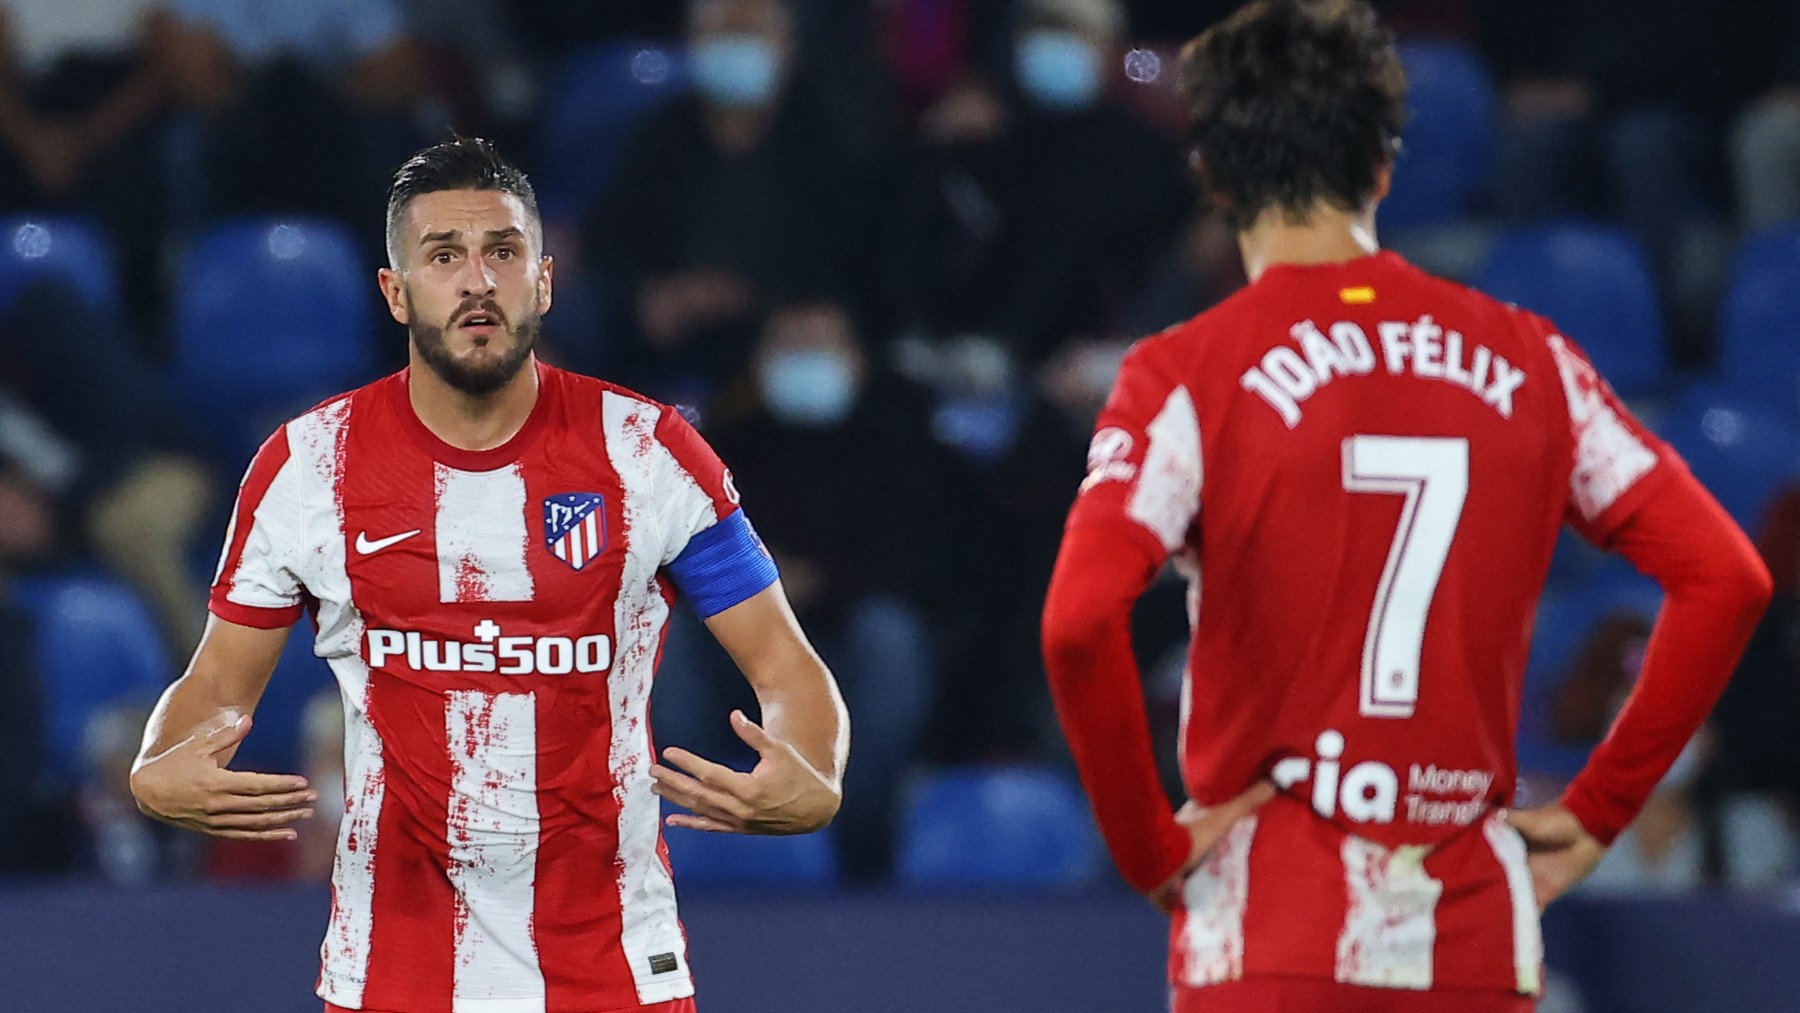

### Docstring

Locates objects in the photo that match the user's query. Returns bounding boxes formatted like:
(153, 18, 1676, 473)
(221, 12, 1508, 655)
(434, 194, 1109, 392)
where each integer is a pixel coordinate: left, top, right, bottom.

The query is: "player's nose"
(456, 254, 497, 297)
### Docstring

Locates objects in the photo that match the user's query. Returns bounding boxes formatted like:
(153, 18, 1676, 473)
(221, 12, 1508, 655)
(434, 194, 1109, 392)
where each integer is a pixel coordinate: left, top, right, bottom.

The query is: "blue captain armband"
(666, 510, 780, 619)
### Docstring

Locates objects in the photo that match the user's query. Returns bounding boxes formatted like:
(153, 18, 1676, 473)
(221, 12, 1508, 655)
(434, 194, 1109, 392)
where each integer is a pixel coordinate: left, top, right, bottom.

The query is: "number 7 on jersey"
(1341, 435, 1469, 719)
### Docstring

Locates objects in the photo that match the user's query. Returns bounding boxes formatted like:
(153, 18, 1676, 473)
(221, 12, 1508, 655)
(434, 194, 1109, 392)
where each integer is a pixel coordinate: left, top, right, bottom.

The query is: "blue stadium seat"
(663, 823, 839, 887)
(173, 219, 377, 466)
(535, 41, 689, 219)
(1718, 224, 1800, 414)
(896, 765, 1105, 888)
(1474, 222, 1670, 397)
(1657, 384, 1800, 531)
(8, 572, 169, 786)
(1379, 41, 1495, 231)
(0, 217, 121, 314)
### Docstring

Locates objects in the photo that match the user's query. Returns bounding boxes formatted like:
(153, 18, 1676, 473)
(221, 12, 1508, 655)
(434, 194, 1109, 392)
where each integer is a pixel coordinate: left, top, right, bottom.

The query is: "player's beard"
(407, 292, 541, 396)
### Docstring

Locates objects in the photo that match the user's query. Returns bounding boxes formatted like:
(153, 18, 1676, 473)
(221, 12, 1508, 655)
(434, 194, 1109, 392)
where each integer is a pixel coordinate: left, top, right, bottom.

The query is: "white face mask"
(1015, 29, 1103, 110)
(691, 35, 781, 107)
(759, 350, 857, 426)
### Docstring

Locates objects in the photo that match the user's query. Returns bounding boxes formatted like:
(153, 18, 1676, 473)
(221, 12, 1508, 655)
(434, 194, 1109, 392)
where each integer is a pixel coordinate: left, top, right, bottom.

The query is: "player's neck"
(1238, 203, 1380, 283)
(406, 356, 542, 452)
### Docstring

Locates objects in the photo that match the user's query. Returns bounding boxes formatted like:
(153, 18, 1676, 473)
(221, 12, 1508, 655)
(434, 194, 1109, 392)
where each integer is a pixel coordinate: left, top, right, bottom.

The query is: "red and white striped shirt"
(212, 362, 767, 1012)
(1044, 252, 1765, 998)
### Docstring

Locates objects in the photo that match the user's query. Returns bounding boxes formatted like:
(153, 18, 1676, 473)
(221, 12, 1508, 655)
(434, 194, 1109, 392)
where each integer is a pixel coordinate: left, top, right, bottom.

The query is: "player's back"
(1103, 251, 1661, 850)
(1086, 250, 1669, 993)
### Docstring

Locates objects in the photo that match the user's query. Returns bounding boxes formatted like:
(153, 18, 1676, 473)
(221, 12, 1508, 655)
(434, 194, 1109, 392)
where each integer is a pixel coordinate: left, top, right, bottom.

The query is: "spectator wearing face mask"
(653, 303, 950, 881)
(883, 0, 1190, 364)
(584, 0, 875, 405)
(1551, 615, 1798, 894)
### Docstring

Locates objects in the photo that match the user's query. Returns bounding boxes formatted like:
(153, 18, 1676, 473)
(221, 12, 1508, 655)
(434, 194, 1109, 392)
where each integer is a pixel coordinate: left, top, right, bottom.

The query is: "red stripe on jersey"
(340, 396, 460, 1011)
(533, 682, 638, 1010)
(210, 426, 303, 627)
(1237, 797, 1349, 981)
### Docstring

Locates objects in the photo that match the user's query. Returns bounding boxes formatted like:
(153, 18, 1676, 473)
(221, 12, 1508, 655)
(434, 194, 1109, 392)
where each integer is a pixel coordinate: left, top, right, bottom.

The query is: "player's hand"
(650, 710, 840, 836)
(1505, 802, 1606, 910)
(129, 710, 316, 841)
(1149, 779, 1278, 914)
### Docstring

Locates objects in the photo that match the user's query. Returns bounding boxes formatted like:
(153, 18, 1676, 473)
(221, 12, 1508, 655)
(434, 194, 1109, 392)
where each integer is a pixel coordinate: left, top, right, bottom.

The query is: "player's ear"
(1372, 154, 1395, 204)
(536, 255, 554, 315)
(377, 267, 410, 325)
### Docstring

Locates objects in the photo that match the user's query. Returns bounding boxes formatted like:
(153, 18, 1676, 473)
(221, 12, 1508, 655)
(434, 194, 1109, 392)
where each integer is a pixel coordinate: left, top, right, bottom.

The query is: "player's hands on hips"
(650, 710, 840, 835)
(1150, 780, 1278, 914)
(1506, 802, 1606, 910)
(129, 710, 316, 841)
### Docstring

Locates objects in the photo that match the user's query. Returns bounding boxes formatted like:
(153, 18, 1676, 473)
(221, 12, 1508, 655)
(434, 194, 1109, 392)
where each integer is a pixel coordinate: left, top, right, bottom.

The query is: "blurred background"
(2, 0, 1800, 1009)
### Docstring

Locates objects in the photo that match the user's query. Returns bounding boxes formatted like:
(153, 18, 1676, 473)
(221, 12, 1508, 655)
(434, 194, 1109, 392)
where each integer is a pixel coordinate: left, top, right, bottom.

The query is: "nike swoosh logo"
(355, 529, 422, 555)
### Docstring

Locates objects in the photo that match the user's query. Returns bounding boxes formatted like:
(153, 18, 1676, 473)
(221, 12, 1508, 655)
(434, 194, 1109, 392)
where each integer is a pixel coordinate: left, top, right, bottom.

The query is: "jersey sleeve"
(208, 427, 307, 629)
(1543, 329, 1677, 545)
(1065, 339, 1203, 565)
(653, 407, 779, 618)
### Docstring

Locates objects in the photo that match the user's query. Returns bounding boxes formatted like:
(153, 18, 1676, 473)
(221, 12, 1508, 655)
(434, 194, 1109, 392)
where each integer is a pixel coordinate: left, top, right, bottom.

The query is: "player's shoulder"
(544, 365, 702, 441)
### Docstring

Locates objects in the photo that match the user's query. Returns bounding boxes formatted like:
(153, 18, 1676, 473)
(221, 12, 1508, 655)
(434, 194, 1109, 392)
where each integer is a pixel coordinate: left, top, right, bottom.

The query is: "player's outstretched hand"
(1150, 780, 1278, 914)
(1505, 802, 1606, 911)
(650, 710, 840, 836)
(129, 710, 316, 841)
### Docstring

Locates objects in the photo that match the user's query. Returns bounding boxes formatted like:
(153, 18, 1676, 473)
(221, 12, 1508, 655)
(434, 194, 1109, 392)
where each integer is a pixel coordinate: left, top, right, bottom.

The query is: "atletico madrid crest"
(543, 492, 607, 571)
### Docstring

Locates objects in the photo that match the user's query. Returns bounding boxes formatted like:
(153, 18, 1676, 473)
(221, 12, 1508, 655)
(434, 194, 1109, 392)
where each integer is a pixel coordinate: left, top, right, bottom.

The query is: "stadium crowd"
(2, 0, 1799, 895)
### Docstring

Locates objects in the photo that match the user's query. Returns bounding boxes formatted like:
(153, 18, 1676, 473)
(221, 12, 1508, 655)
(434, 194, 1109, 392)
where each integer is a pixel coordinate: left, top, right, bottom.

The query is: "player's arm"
(1041, 342, 1273, 909)
(129, 616, 316, 840)
(130, 425, 316, 839)
(651, 582, 847, 835)
(1509, 335, 1773, 907)
(639, 406, 847, 835)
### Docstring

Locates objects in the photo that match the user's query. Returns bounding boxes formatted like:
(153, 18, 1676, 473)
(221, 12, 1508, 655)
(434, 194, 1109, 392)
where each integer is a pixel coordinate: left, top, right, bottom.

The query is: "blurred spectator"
(1712, 486, 1800, 803)
(505, 0, 684, 63)
(80, 702, 188, 884)
(884, 0, 1190, 364)
(1121, 210, 1245, 334)
(0, 0, 175, 333)
(1553, 610, 1799, 893)
(1476, 0, 1792, 365)
(1576, 727, 1797, 895)
(583, 0, 874, 403)
(0, 283, 216, 649)
(0, 468, 79, 874)
(655, 304, 946, 881)
(1733, 8, 1800, 232)
(163, 0, 435, 232)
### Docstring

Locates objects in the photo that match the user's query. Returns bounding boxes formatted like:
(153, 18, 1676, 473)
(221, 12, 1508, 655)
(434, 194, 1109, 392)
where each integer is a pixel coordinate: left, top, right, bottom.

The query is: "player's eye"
(493, 247, 516, 261)
(431, 250, 455, 265)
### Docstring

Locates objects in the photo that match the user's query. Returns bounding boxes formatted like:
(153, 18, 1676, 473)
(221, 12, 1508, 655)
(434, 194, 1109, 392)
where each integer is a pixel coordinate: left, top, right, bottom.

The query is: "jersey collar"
(389, 360, 557, 471)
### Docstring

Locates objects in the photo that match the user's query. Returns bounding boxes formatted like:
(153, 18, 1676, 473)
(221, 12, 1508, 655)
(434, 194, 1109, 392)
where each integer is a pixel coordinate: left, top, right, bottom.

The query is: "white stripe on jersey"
(1177, 813, 1258, 986)
(1483, 814, 1544, 995)
(321, 677, 385, 1007)
(602, 392, 695, 1005)
(272, 398, 388, 1010)
(1128, 386, 1203, 552)
(435, 463, 535, 603)
(1334, 838, 1441, 990)
(218, 449, 308, 610)
(446, 690, 546, 1010)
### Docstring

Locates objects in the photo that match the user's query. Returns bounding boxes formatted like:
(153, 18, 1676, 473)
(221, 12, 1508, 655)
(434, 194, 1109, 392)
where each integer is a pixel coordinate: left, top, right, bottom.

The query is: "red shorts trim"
(1173, 978, 1532, 1013)
(326, 1000, 697, 1013)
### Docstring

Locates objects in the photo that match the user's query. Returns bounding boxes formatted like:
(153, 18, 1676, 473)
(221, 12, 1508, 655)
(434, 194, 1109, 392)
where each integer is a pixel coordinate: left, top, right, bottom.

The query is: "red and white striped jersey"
(1066, 251, 1678, 995)
(211, 362, 771, 1012)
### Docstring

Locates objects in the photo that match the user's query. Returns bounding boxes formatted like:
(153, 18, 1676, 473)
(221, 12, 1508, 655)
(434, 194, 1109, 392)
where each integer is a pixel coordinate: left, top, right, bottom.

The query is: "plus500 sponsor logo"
(366, 621, 611, 675)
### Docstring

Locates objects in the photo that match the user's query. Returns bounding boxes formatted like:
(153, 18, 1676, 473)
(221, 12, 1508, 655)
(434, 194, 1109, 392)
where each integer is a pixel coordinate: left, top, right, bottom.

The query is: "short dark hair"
(385, 137, 541, 268)
(1178, 0, 1405, 230)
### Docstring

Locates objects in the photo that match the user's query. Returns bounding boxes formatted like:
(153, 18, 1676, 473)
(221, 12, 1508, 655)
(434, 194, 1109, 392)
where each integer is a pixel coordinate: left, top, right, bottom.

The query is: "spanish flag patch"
(1339, 286, 1376, 304)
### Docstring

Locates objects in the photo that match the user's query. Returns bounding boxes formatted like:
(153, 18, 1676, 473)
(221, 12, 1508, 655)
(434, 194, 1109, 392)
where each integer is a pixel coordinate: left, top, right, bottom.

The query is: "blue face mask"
(759, 351, 858, 426)
(691, 36, 780, 107)
(1015, 30, 1103, 111)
